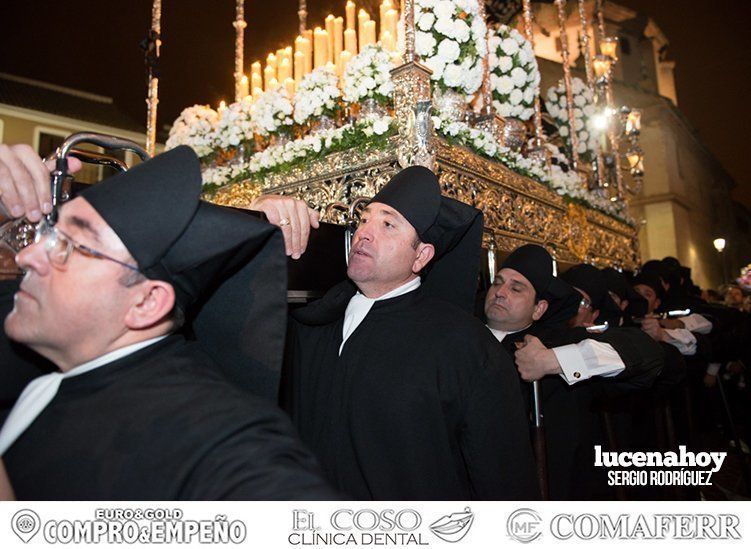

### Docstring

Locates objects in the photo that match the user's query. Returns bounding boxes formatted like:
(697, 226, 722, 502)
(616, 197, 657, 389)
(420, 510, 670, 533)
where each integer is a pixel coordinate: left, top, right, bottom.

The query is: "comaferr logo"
(549, 513, 741, 540)
(507, 508, 543, 543)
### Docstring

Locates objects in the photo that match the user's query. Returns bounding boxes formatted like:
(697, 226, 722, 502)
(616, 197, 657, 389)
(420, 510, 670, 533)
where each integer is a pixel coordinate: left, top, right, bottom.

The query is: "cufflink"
(574, 372, 581, 379)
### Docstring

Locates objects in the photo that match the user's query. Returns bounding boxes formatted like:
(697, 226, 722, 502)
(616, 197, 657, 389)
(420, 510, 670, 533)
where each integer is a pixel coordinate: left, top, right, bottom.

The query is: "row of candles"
(236, 1, 400, 100)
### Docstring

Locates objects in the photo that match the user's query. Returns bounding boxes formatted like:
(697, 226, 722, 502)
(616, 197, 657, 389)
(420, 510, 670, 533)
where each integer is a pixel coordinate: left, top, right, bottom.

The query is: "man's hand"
(659, 318, 685, 330)
(641, 317, 666, 342)
(0, 144, 82, 222)
(703, 373, 717, 389)
(514, 335, 562, 381)
(0, 459, 13, 501)
(249, 195, 320, 259)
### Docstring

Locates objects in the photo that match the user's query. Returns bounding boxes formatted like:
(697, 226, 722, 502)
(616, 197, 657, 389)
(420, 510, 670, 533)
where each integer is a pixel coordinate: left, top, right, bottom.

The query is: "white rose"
(443, 63, 463, 87)
(510, 67, 527, 87)
(500, 38, 519, 55)
(434, 0, 456, 22)
(497, 56, 513, 73)
(423, 56, 447, 79)
(452, 19, 470, 43)
(434, 16, 455, 38)
(417, 12, 435, 31)
(372, 118, 390, 135)
(437, 38, 461, 63)
(559, 125, 569, 136)
(415, 31, 437, 56)
(496, 75, 514, 94)
(494, 101, 513, 117)
(509, 89, 523, 105)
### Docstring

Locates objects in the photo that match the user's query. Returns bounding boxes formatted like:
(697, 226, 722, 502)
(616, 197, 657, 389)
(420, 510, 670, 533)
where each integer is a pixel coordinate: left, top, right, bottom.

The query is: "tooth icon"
(12, 510, 41, 543)
(430, 507, 474, 543)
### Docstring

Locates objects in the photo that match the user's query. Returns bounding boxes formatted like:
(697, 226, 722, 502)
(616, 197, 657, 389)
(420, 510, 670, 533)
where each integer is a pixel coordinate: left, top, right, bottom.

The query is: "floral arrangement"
(165, 104, 218, 158)
(432, 112, 632, 223)
(250, 88, 294, 137)
(342, 44, 395, 105)
(213, 96, 255, 150)
(433, 112, 549, 181)
(202, 115, 394, 191)
(293, 66, 342, 125)
(414, 0, 487, 96)
(488, 25, 540, 120)
(545, 77, 600, 162)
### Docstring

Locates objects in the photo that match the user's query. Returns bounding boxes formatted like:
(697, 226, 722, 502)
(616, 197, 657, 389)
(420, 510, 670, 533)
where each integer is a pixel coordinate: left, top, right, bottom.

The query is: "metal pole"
(555, 0, 580, 169)
(144, 0, 162, 157)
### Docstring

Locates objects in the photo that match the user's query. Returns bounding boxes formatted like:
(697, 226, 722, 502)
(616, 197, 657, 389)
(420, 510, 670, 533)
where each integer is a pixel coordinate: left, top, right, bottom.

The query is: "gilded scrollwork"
(207, 133, 639, 269)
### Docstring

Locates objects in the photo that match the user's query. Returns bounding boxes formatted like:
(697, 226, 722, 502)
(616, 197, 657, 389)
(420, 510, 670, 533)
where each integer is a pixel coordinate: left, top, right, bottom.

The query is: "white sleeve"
(663, 328, 697, 356)
(552, 340, 626, 386)
(706, 363, 721, 376)
(681, 314, 712, 335)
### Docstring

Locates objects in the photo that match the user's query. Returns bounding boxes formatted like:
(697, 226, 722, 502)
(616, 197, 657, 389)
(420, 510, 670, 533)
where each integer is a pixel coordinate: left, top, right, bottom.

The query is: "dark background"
(1, 1, 748, 207)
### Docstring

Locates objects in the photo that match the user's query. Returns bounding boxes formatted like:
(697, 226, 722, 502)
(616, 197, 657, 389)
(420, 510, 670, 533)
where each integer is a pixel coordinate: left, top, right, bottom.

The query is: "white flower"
(510, 67, 528, 87)
(434, 0, 456, 21)
(498, 56, 513, 73)
(294, 66, 341, 125)
(166, 104, 219, 157)
(500, 37, 519, 56)
(415, 31, 437, 56)
(496, 75, 514, 94)
(488, 24, 540, 121)
(452, 19, 470, 43)
(443, 63, 463, 87)
(423, 56, 446, 80)
(437, 38, 461, 63)
(417, 12, 435, 31)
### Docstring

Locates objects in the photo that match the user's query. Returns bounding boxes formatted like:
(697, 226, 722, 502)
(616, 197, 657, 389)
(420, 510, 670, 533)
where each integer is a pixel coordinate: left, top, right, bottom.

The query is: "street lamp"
(713, 237, 728, 284)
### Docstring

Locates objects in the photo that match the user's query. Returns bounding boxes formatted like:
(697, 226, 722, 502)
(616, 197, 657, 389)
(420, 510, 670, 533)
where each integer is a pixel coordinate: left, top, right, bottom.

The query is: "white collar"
(487, 323, 532, 343)
(340, 278, 421, 355)
(0, 334, 169, 455)
(67, 335, 170, 377)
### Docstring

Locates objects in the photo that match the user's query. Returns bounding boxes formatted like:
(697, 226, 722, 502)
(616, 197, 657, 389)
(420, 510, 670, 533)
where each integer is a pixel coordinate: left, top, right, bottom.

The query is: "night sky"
(1, 1, 748, 208)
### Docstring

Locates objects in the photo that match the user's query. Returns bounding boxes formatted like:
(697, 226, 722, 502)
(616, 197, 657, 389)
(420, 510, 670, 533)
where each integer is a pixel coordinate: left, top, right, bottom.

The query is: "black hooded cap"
(561, 264, 607, 311)
(602, 267, 648, 319)
(369, 165, 483, 313)
(499, 244, 581, 325)
(632, 272, 666, 302)
(80, 146, 287, 400)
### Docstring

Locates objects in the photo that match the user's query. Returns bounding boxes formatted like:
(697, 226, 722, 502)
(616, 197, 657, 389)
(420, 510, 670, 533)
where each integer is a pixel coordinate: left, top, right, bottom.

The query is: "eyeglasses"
(34, 218, 141, 273)
(578, 296, 593, 310)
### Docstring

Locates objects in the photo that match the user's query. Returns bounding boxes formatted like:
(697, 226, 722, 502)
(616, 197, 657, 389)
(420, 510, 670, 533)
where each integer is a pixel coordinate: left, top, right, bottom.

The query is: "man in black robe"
(281, 166, 538, 500)
(484, 247, 663, 498)
(0, 146, 335, 500)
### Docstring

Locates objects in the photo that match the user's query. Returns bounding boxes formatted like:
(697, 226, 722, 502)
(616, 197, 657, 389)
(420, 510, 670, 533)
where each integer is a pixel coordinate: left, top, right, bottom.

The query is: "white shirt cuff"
(681, 314, 712, 335)
(663, 328, 697, 356)
(552, 340, 626, 385)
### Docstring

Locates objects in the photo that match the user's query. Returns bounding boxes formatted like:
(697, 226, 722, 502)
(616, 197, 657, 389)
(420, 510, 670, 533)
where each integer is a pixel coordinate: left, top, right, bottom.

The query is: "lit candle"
(284, 46, 293, 65)
(380, 0, 392, 37)
(300, 37, 312, 74)
(325, 14, 336, 64)
(252, 86, 263, 99)
(364, 20, 376, 48)
(266, 53, 277, 72)
(240, 74, 249, 97)
(284, 77, 296, 97)
(218, 100, 227, 114)
(251, 71, 262, 92)
(340, 50, 352, 75)
(358, 9, 370, 51)
(264, 65, 275, 91)
(385, 9, 398, 47)
(344, 28, 357, 55)
(314, 28, 329, 69)
(346, 1, 356, 30)
(251, 61, 262, 78)
(268, 77, 279, 91)
(294, 51, 305, 83)
(381, 30, 393, 52)
(334, 16, 344, 66)
(278, 57, 291, 82)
